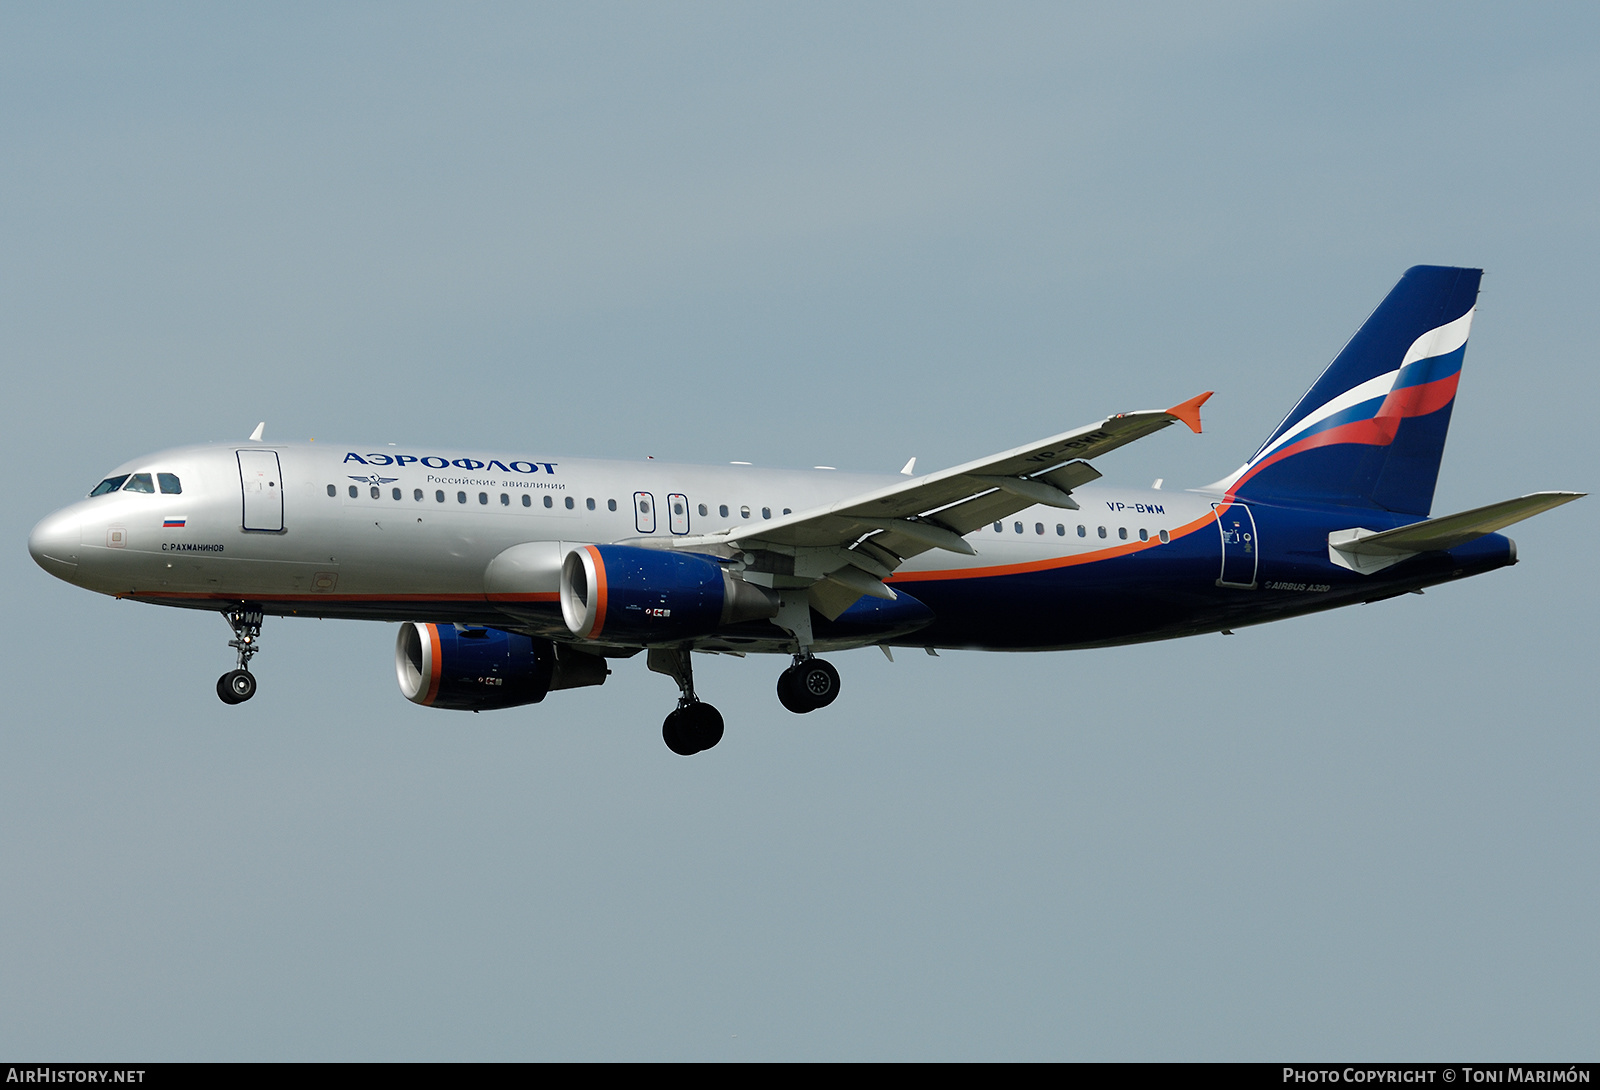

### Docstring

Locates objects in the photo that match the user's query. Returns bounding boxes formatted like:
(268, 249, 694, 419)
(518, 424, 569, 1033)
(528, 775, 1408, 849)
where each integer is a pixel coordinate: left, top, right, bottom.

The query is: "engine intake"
(396, 622, 608, 711)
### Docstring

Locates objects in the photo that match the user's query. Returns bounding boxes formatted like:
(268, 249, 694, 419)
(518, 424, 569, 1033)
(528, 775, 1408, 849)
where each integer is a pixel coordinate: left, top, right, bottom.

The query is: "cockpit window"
(123, 473, 156, 493)
(158, 473, 182, 494)
(89, 475, 129, 497)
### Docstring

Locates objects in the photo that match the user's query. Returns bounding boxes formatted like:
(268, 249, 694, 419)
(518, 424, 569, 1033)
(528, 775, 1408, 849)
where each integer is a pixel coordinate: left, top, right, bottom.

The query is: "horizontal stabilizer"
(1329, 491, 1583, 574)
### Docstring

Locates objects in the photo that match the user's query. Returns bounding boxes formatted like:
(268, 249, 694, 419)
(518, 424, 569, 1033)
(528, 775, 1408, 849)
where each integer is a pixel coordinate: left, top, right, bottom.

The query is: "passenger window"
(1098, 526, 1107, 539)
(783, 508, 791, 515)
(1159, 529, 1170, 543)
(500, 493, 509, 506)
(478, 492, 488, 505)
(90, 475, 130, 497)
(124, 473, 155, 493)
(740, 506, 750, 519)
(720, 505, 729, 518)
(392, 488, 402, 501)
(436, 490, 445, 503)
(608, 499, 617, 512)
(698, 504, 708, 516)
(158, 473, 182, 495)
(1139, 528, 1149, 541)
(414, 489, 424, 501)
(326, 484, 336, 497)
(1056, 524, 1065, 536)
(1118, 527, 1128, 540)
(522, 495, 531, 507)
(762, 507, 771, 519)
(457, 491, 466, 504)
(994, 522, 1003, 532)
(543, 495, 553, 508)
(350, 485, 359, 499)
(566, 497, 576, 510)
(1014, 522, 1023, 534)
(1077, 525, 1086, 537)
(587, 498, 596, 511)
(370, 486, 380, 499)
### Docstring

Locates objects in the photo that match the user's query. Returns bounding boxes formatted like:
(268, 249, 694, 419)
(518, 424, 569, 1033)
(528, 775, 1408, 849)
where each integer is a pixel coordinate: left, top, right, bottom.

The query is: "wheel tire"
(223, 669, 256, 703)
(776, 668, 813, 714)
(662, 709, 700, 756)
(797, 659, 840, 709)
(684, 702, 724, 751)
(216, 673, 243, 705)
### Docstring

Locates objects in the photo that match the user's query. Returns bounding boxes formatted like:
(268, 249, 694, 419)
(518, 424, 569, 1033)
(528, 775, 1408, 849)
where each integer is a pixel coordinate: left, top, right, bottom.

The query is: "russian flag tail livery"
(1220, 265, 1482, 516)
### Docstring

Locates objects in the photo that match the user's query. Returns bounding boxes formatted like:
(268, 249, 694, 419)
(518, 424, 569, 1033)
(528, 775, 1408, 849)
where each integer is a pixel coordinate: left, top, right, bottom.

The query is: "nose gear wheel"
(216, 606, 264, 705)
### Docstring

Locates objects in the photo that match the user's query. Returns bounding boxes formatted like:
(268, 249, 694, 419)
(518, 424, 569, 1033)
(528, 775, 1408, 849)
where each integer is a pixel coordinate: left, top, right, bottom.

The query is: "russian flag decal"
(163, 517, 187, 528)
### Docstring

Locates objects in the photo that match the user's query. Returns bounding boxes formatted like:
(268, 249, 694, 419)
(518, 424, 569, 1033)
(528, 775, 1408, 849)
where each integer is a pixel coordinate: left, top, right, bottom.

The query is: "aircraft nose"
(28, 509, 81, 579)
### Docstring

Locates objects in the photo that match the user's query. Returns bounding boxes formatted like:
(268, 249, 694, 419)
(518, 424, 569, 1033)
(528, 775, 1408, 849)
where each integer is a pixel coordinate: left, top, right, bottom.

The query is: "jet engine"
(396, 622, 609, 711)
(560, 544, 779, 643)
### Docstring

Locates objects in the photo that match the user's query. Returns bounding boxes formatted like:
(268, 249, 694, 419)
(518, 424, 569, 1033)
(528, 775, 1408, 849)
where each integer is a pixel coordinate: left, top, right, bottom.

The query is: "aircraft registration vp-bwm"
(29, 267, 1582, 755)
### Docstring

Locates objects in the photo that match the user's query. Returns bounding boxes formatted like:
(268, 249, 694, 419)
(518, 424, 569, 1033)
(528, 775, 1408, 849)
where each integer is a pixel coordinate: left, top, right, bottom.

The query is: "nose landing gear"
(216, 606, 263, 705)
(776, 656, 840, 714)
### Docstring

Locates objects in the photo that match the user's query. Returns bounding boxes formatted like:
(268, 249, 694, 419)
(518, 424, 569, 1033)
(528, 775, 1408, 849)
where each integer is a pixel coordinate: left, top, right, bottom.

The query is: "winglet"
(1165, 392, 1212, 434)
(249, 422, 265, 442)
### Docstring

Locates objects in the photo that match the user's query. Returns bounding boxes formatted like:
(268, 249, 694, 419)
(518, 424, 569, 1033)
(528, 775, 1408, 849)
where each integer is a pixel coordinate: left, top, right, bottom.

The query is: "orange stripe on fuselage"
(887, 509, 1217, 583)
(128, 590, 563, 605)
(129, 591, 500, 603)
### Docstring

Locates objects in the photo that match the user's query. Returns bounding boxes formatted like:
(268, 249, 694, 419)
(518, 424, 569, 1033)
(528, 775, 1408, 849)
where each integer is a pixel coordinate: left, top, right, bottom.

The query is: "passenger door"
(238, 450, 284, 532)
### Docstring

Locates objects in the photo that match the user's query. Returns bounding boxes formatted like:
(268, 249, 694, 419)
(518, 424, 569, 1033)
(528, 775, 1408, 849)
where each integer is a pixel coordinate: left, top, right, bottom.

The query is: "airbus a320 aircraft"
(29, 267, 1582, 754)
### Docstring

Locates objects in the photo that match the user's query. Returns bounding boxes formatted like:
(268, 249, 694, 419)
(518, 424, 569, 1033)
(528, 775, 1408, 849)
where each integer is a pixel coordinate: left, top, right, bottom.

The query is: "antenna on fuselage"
(900, 457, 916, 476)
(249, 422, 265, 442)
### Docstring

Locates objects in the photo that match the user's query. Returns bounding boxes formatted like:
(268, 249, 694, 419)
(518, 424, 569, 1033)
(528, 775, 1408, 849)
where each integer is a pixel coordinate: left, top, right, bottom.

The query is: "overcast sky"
(4, 3, 1596, 1060)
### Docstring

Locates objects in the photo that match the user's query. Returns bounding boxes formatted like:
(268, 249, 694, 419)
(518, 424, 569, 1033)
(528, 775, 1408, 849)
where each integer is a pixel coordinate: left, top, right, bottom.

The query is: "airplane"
(27, 266, 1582, 755)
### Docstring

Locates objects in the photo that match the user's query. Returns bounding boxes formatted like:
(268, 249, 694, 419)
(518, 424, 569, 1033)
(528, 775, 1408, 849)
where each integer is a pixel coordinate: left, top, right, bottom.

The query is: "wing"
(666, 392, 1213, 618)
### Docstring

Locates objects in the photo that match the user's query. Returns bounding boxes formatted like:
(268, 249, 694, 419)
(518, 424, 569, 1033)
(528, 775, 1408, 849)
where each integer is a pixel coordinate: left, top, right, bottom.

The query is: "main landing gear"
(644, 646, 844, 754)
(216, 606, 263, 705)
(648, 648, 724, 756)
(776, 655, 840, 714)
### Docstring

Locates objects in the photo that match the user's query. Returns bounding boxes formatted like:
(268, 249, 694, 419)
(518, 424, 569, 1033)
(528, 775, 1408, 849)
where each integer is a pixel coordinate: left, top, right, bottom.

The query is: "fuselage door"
(667, 493, 690, 535)
(238, 450, 284, 532)
(634, 492, 656, 534)
(1213, 501, 1257, 588)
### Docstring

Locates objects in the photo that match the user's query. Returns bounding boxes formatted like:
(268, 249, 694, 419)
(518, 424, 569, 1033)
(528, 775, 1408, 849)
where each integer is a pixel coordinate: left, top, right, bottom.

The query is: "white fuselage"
(30, 441, 1215, 644)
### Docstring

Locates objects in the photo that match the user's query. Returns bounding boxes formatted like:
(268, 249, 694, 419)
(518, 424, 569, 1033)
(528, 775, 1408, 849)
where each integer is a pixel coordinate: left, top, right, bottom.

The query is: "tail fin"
(1217, 265, 1482, 516)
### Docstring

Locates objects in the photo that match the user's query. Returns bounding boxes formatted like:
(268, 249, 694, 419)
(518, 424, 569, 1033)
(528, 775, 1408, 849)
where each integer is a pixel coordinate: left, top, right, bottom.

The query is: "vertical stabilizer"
(1217, 266, 1481, 515)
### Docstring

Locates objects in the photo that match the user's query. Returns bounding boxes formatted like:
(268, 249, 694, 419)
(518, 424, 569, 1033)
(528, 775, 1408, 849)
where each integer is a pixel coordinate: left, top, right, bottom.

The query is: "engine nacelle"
(560, 544, 778, 643)
(395, 622, 609, 711)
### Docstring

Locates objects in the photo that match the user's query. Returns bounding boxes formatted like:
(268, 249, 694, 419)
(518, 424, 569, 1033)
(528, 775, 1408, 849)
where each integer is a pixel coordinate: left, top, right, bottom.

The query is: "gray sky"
(3, 3, 1596, 1060)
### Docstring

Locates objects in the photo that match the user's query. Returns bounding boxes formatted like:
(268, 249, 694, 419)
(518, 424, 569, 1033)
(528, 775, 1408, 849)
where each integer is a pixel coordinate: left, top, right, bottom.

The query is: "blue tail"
(1221, 265, 1482, 516)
